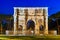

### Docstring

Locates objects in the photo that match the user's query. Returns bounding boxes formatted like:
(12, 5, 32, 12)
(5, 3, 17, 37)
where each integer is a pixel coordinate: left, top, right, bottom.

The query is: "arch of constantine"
(13, 7, 48, 35)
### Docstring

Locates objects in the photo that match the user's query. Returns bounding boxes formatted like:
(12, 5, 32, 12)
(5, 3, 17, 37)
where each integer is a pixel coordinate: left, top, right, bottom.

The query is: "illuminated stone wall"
(13, 7, 48, 35)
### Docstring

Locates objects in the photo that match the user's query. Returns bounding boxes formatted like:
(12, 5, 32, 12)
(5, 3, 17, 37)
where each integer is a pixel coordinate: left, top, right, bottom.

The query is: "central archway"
(27, 19, 35, 31)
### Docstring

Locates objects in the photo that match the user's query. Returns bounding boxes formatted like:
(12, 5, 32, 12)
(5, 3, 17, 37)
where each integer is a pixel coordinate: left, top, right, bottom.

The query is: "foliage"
(48, 11, 60, 30)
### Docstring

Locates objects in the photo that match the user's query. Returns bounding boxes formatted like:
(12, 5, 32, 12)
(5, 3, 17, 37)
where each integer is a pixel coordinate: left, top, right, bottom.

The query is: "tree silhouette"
(48, 11, 60, 30)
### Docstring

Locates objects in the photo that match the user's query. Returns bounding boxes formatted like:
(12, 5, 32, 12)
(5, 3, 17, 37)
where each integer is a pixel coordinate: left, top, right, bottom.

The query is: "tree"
(48, 11, 60, 30)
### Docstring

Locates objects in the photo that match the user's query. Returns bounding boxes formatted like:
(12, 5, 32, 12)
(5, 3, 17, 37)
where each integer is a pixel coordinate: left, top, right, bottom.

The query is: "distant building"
(0, 15, 13, 34)
(13, 7, 48, 35)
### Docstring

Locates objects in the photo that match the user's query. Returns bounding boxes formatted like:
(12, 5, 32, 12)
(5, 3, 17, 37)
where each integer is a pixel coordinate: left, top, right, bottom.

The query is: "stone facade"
(13, 7, 48, 35)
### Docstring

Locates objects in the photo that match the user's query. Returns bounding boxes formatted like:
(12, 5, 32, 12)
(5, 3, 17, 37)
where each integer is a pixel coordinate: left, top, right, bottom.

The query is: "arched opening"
(39, 25, 44, 31)
(27, 19, 35, 31)
(26, 19, 35, 35)
(38, 19, 44, 34)
(39, 24, 44, 34)
(18, 25, 23, 31)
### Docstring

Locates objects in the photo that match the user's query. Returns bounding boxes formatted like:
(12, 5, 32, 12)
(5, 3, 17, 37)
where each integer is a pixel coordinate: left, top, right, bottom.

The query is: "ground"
(0, 35, 60, 40)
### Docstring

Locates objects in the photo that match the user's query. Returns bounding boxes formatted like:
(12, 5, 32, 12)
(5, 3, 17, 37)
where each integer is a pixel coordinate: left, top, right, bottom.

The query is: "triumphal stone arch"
(13, 7, 48, 35)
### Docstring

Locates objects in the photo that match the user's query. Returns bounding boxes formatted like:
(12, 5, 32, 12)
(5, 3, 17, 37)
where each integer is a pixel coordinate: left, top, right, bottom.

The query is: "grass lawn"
(0, 35, 60, 40)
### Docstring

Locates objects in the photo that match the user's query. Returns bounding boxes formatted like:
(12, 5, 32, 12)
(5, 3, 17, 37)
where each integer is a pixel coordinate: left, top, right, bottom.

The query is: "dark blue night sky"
(0, 0, 60, 16)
